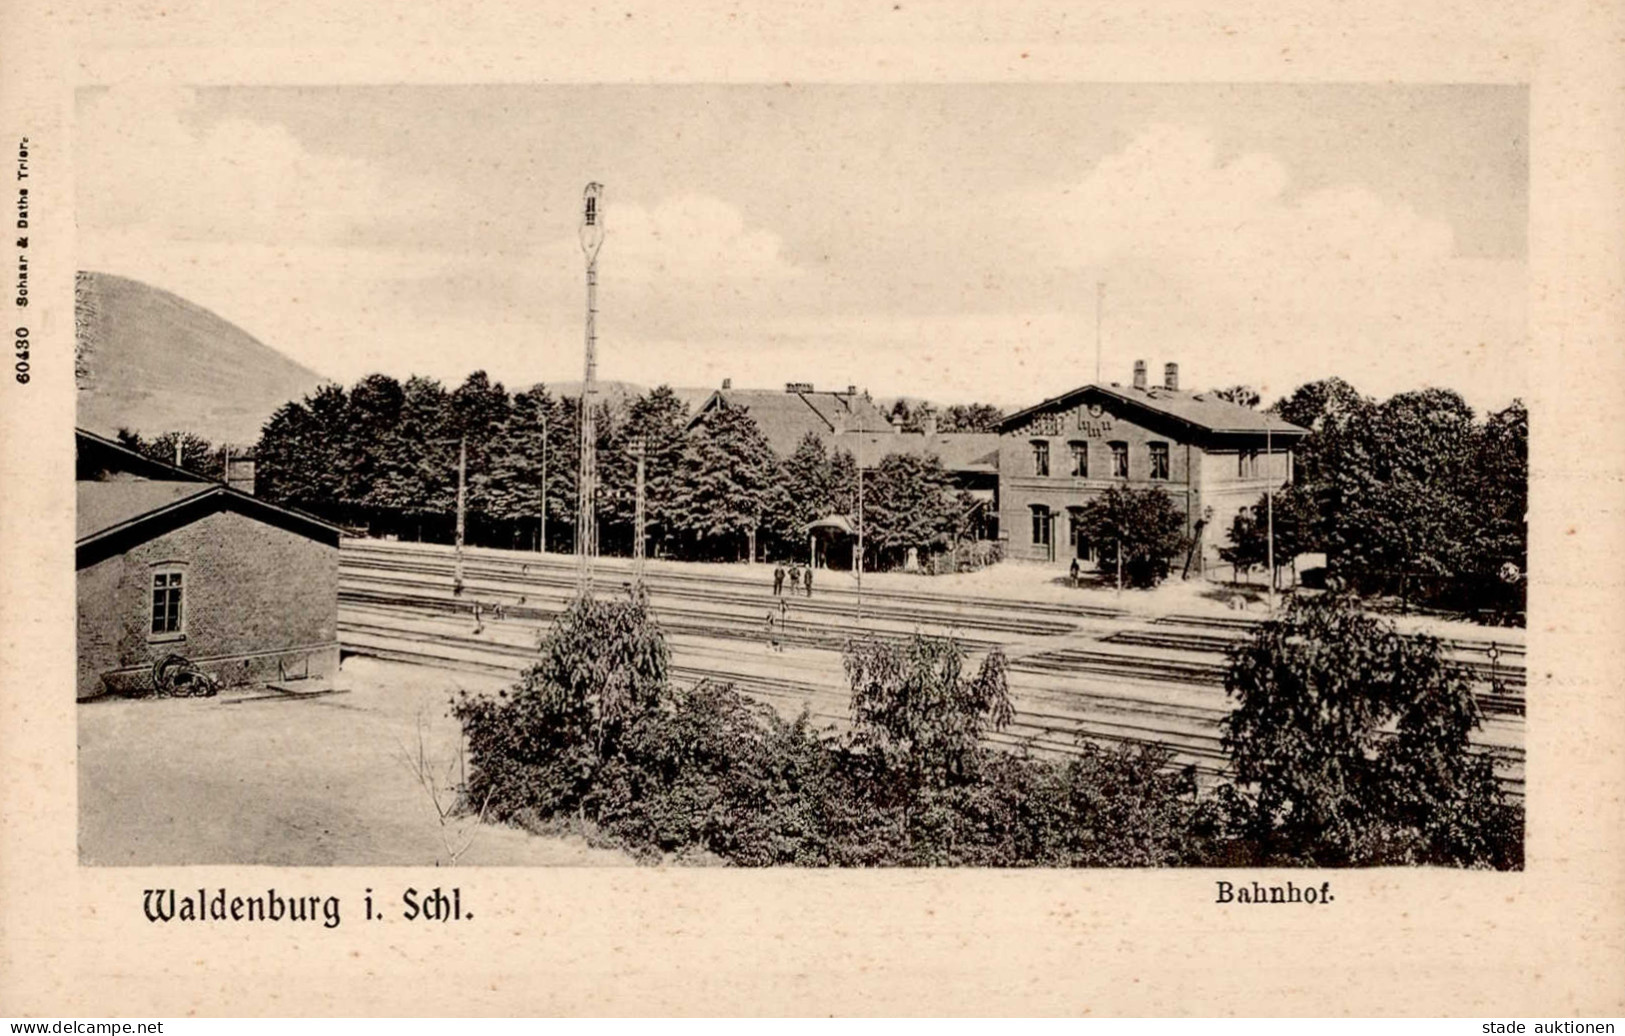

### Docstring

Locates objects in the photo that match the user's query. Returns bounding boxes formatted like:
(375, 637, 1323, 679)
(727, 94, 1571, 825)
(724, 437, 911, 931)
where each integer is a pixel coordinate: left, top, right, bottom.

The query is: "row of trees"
(227, 372, 981, 567)
(1218, 379, 1527, 618)
(885, 399, 1005, 434)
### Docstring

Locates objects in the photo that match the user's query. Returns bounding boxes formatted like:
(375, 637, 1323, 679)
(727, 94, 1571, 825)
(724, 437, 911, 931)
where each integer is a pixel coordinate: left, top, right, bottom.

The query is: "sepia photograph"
(69, 82, 1532, 872)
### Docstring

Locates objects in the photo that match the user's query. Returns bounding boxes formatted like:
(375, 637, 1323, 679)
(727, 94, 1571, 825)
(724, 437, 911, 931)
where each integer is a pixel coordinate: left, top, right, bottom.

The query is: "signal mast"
(576, 182, 605, 593)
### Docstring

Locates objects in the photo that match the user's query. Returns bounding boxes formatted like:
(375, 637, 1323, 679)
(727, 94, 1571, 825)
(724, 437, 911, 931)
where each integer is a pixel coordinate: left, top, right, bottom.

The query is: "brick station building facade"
(996, 362, 1307, 572)
(75, 429, 342, 699)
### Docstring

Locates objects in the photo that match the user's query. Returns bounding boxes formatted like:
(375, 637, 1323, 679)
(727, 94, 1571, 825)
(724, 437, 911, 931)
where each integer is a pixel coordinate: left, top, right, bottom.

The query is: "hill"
(74, 271, 329, 447)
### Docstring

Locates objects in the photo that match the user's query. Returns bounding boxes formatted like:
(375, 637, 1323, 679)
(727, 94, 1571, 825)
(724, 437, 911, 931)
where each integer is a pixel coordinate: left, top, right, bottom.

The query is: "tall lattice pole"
(632, 437, 647, 585)
(576, 182, 605, 593)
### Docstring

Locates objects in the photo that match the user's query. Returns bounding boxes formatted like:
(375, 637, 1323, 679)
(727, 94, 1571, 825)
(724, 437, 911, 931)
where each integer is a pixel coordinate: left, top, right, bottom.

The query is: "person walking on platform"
(778, 596, 791, 649)
(803, 564, 814, 597)
(788, 564, 802, 596)
(1069, 557, 1081, 589)
(773, 562, 786, 596)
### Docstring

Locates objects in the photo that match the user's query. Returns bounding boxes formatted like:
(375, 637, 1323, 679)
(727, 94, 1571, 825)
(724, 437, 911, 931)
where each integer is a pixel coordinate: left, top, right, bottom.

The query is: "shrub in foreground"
(1221, 592, 1521, 868)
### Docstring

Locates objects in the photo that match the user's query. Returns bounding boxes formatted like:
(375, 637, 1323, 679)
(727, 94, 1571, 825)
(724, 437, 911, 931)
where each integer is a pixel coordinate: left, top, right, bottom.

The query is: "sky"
(76, 83, 1528, 411)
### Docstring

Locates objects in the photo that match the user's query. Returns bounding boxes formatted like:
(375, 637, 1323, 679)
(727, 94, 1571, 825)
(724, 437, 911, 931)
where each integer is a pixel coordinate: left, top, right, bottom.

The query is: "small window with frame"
(1148, 442, 1170, 480)
(1068, 441, 1088, 478)
(1109, 441, 1129, 479)
(150, 569, 185, 638)
(1031, 440, 1050, 477)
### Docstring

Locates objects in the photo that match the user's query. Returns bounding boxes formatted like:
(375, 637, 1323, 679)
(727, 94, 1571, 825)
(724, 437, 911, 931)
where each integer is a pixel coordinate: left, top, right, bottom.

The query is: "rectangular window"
(1030, 506, 1051, 546)
(1031, 440, 1050, 477)
(151, 572, 183, 635)
(1148, 442, 1169, 480)
(1239, 449, 1258, 478)
(1069, 442, 1088, 478)
(1110, 442, 1129, 478)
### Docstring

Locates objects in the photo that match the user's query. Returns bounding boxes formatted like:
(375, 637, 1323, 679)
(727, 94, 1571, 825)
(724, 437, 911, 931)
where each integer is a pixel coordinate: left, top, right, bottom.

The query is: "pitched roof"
(689, 388, 895, 456)
(77, 481, 215, 541)
(838, 431, 1001, 474)
(998, 383, 1308, 440)
(75, 427, 213, 483)
(76, 427, 345, 568)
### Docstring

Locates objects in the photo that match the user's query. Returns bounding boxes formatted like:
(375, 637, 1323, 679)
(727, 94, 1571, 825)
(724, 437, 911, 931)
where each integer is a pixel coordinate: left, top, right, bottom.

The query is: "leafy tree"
(844, 635, 1013, 793)
(1219, 485, 1320, 584)
(256, 383, 352, 515)
(939, 403, 1005, 433)
(480, 386, 577, 550)
(670, 399, 780, 560)
(449, 370, 512, 518)
(1463, 400, 1527, 618)
(344, 374, 407, 514)
(859, 452, 967, 569)
(763, 432, 838, 558)
(1075, 486, 1189, 587)
(1210, 385, 1261, 408)
(1267, 376, 1370, 489)
(453, 588, 670, 819)
(598, 386, 690, 557)
(115, 428, 227, 480)
(1221, 593, 1518, 867)
(1330, 388, 1481, 605)
(887, 398, 915, 430)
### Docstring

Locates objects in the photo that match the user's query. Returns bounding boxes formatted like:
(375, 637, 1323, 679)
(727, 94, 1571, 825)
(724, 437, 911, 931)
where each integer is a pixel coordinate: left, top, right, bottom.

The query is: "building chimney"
(1164, 362, 1179, 391)
(846, 384, 857, 396)
(1132, 360, 1147, 391)
(226, 456, 257, 496)
(920, 406, 938, 437)
(722, 377, 731, 390)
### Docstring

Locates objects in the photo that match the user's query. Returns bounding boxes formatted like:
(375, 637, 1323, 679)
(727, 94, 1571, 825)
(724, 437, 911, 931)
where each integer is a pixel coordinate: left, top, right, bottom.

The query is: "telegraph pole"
(576, 182, 605, 593)
(631, 437, 647, 585)
(1095, 280, 1105, 385)
(538, 414, 548, 553)
(454, 434, 467, 596)
(856, 420, 865, 627)
(1266, 421, 1276, 612)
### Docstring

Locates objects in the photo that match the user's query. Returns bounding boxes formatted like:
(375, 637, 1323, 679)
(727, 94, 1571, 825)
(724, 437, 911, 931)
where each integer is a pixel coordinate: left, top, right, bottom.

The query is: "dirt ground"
(78, 656, 631, 866)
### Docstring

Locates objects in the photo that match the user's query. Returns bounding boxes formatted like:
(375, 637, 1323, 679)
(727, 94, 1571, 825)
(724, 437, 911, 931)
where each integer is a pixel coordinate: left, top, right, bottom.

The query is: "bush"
(454, 591, 1214, 866)
(454, 586, 1516, 868)
(1220, 591, 1520, 867)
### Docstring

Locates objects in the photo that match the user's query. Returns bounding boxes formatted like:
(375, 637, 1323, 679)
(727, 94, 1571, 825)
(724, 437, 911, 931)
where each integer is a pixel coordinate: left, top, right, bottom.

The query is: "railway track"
(336, 538, 1526, 797)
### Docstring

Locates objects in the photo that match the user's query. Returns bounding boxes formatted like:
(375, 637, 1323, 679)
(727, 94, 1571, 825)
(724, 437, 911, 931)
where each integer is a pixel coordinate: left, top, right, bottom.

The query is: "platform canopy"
(805, 515, 854, 535)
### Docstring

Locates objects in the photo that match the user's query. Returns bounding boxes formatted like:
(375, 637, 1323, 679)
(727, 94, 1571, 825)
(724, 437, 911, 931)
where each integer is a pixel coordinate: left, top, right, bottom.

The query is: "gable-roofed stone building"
(76, 428, 343, 699)
(995, 362, 1307, 572)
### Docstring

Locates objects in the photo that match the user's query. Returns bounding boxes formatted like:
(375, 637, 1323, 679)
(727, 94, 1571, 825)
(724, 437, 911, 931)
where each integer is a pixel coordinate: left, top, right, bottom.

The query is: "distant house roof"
(839, 431, 1001, 475)
(75, 428, 214, 483)
(997, 383, 1309, 442)
(76, 427, 344, 568)
(688, 387, 896, 456)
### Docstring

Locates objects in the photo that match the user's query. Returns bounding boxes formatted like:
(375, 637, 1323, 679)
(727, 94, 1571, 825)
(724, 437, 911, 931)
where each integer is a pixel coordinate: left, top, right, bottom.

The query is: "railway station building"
(996, 361, 1308, 573)
(75, 428, 343, 699)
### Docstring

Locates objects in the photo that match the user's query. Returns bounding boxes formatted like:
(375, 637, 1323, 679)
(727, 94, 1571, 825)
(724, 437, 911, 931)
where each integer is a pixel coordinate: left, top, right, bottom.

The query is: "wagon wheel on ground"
(150, 653, 219, 698)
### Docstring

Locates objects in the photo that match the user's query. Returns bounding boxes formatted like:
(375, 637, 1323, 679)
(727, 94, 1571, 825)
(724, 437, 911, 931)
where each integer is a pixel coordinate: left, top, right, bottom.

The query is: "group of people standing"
(772, 561, 814, 598)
